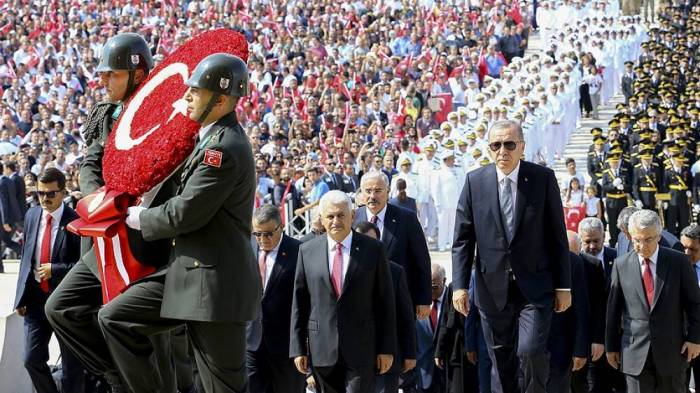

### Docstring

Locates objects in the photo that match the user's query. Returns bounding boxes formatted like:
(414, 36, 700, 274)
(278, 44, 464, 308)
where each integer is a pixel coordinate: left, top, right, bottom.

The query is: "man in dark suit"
(577, 217, 626, 393)
(100, 54, 261, 393)
(13, 168, 84, 393)
(680, 224, 700, 391)
(549, 232, 590, 393)
(247, 205, 305, 393)
(45, 33, 178, 393)
(355, 220, 417, 393)
(464, 274, 491, 393)
(321, 159, 343, 191)
(435, 277, 471, 393)
(6, 161, 27, 222)
(0, 160, 23, 262)
(354, 170, 432, 320)
(341, 163, 360, 194)
(452, 120, 571, 393)
(389, 179, 418, 214)
(606, 210, 700, 392)
(406, 263, 448, 393)
(290, 190, 396, 392)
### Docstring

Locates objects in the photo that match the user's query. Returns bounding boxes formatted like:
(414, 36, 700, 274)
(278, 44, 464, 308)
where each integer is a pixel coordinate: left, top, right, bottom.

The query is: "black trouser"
(23, 292, 85, 393)
(246, 343, 305, 393)
(605, 198, 627, 248)
(548, 358, 572, 393)
(686, 355, 700, 392)
(666, 199, 690, 238)
(44, 260, 176, 392)
(626, 351, 686, 393)
(479, 282, 552, 393)
(97, 275, 248, 393)
(580, 84, 592, 113)
(374, 364, 400, 393)
(588, 356, 627, 393)
(312, 354, 375, 393)
(171, 325, 195, 392)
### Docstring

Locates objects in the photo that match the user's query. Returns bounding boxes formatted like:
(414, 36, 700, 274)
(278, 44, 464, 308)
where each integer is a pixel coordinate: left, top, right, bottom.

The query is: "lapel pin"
(524, 177, 528, 182)
(281, 252, 287, 257)
(355, 246, 360, 251)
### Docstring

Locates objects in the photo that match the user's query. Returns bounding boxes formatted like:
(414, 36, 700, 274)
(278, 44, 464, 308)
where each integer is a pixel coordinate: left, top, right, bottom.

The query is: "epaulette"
(635, 163, 642, 167)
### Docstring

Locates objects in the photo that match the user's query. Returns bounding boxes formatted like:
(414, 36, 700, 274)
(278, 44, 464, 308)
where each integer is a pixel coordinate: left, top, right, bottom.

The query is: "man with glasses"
(13, 168, 85, 393)
(452, 120, 571, 393)
(247, 205, 305, 393)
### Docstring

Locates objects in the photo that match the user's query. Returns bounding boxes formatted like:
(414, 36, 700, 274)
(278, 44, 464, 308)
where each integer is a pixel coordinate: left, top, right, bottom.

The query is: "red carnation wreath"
(102, 29, 249, 196)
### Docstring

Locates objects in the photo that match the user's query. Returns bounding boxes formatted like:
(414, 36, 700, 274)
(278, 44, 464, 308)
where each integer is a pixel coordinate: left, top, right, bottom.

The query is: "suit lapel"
(51, 207, 69, 262)
(381, 206, 398, 251)
(341, 235, 362, 297)
(651, 248, 669, 311)
(486, 165, 507, 239)
(511, 163, 528, 240)
(264, 240, 288, 295)
(317, 236, 334, 296)
(25, 208, 39, 263)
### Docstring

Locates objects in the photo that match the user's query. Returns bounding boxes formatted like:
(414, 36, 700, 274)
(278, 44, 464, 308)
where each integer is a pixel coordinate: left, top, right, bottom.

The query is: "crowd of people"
(3, 0, 700, 392)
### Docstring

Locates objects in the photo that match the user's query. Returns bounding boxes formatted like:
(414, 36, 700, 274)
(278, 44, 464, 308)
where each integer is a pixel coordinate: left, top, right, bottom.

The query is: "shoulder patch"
(203, 149, 222, 168)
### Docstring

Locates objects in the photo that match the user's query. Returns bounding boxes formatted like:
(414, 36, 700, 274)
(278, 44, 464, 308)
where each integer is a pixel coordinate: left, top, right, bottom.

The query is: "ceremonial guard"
(632, 148, 662, 210)
(100, 53, 260, 393)
(601, 150, 631, 248)
(663, 151, 693, 237)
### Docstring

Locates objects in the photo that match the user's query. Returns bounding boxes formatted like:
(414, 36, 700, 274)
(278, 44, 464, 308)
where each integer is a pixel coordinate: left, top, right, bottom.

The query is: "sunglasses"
(252, 225, 281, 239)
(489, 141, 520, 152)
(37, 190, 63, 198)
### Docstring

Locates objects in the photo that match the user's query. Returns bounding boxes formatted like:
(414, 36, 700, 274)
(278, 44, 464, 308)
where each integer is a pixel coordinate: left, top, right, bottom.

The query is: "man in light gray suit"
(606, 210, 700, 392)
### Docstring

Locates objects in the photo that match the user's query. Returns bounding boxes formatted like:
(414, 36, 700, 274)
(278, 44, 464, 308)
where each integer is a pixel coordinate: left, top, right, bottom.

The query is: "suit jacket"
(434, 283, 466, 381)
(289, 232, 397, 368)
(341, 174, 359, 193)
(389, 196, 417, 213)
(141, 112, 261, 322)
(14, 204, 80, 309)
(581, 252, 609, 345)
(548, 252, 590, 364)
(415, 288, 448, 389)
(0, 175, 22, 225)
(10, 172, 26, 219)
(354, 204, 432, 305)
(247, 235, 300, 355)
(321, 172, 342, 191)
(605, 247, 700, 376)
(452, 161, 570, 312)
(390, 261, 417, 363)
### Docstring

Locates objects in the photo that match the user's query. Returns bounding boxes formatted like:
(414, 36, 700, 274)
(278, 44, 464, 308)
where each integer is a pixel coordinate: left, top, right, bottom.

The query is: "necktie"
(370, 215, 378, 225)
(430, 299, 438, 332)
(258, 250, 268, 290)
(642, 258, 654, 309)
(500, 177, 514, 241)
(39, 214, 53, 293)
(332, 243, 343, 297)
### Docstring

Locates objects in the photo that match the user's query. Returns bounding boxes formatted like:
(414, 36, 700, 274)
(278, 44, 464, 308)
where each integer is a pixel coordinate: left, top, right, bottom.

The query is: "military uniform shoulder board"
(635, 163, 642, 167)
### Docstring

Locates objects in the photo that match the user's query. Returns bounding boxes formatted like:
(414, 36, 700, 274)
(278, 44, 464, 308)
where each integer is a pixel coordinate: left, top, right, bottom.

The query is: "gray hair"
(579, 217, 605, 235)
(628, 210, 662, 235)
(431, 263, 446, 280)
(617, 206, 640, 231)
(681, 224, 700, 240)
(319, 190, 353, 213)
(253, 204, 281, 226)
(360, 170, 390, 189)
(488, 120, 524, 141)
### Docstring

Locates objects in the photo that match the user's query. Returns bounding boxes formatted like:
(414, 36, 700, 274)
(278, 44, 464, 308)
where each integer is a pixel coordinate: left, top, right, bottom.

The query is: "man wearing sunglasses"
(452, 120, 571, 393)
(247, 205, 305, 393)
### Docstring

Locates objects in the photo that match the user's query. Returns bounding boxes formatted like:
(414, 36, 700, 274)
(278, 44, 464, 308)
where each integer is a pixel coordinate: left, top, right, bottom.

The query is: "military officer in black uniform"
(632, 148, 662, 210)
(45, 33, 181, 392)
(601, 150, 631, 248)
(99, 53, 261, 393)
(663, 150, 693, 237)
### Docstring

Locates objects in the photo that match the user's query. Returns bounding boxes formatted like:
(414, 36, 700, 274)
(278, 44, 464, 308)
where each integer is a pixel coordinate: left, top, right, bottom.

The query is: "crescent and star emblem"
(114, 62, 190, 150)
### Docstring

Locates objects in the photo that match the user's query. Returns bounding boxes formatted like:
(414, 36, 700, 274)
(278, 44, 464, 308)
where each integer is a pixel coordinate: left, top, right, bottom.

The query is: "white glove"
(612, 178, 622, 187)
(634, 200, 643, 209)
(596, 178, 603, 185)
(616, 183, 624, 191)
(687, 191, 693, 198)
(126, 206, 146, 230)
(663, 201, 669, 210)
(694, 204, 700, 214)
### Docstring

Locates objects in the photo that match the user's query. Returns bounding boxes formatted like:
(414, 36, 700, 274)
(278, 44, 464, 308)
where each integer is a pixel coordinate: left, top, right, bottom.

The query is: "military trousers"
(97, 275, 249, 393)
(45, 260, 178, 392)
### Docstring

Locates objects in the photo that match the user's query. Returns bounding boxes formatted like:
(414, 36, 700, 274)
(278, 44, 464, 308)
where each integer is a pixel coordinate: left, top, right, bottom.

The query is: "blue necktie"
(500, 178, 514, 241)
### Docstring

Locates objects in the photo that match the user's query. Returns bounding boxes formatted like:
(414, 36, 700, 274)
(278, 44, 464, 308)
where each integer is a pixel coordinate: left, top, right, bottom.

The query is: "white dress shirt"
(638, 245, 659, 282)
(261, 236, 283, 290)
(496, 161, 520, 208)
(327, 232, 353, 285)
(34, 204, 64, 283)
(367, 205, 387, 238)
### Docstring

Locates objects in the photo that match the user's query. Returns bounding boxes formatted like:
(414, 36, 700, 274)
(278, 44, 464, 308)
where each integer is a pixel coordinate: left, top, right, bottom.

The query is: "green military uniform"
(97, 54, 260, 393)
(45, 33, 180, 392)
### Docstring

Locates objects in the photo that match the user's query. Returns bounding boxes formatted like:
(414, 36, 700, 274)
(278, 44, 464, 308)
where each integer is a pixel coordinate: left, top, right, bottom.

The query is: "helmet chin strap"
(197, 93, 221, 125)
(123, 70, 136, 101)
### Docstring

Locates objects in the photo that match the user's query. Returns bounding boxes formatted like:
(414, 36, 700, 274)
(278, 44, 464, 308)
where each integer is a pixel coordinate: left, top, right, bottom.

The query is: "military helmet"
(96, 33, 154, 73)
(186, 53, 248, 97)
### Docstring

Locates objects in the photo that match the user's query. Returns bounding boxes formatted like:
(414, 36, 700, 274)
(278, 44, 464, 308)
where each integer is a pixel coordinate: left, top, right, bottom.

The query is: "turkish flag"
(429, 93, 452, 124)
